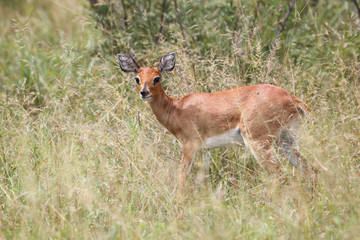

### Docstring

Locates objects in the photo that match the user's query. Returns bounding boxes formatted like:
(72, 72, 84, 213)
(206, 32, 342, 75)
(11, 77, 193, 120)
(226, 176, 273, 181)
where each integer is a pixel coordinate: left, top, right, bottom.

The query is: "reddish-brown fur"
(117, 53, 315, 192)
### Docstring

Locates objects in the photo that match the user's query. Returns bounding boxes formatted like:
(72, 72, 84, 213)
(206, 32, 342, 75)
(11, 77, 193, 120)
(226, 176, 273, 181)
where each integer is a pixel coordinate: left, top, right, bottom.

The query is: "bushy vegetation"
(0, 0, 359, 239)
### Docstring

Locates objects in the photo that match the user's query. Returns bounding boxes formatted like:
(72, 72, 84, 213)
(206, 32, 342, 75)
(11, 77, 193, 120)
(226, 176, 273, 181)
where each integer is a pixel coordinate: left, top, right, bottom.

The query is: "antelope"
(117, 53, 316, 191)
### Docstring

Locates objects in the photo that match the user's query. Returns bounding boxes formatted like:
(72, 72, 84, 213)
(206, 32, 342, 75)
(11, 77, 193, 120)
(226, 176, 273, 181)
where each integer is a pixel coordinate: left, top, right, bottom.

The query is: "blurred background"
(0, 0, 359, 239)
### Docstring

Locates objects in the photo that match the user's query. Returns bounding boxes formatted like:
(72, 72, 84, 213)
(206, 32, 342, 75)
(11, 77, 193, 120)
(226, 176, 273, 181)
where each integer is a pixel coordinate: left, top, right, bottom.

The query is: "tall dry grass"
(0, 0, 359, 239)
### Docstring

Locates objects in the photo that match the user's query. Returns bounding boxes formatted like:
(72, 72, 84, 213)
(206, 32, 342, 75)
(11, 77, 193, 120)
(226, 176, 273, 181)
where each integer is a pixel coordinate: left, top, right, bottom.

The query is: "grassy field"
(0, 0, 360, 239)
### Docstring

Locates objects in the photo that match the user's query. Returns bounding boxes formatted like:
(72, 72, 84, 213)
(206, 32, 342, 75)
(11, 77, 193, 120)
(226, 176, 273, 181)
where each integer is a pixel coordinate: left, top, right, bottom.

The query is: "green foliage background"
(0, 0, 359, 239)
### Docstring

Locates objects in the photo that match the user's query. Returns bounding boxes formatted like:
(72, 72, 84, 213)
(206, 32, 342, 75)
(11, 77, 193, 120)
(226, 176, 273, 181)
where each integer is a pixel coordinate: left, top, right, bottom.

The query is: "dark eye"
(134, 77, 140, 85)
(153, 76, 160, 85)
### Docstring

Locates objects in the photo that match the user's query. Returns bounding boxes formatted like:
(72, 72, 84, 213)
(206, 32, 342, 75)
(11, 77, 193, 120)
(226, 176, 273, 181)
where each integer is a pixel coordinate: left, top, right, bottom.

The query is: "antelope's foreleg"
(178, 144, 197, 193)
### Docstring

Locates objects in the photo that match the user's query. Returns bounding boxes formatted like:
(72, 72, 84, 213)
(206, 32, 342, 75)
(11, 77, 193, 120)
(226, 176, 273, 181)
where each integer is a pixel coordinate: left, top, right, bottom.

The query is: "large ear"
(116, 54, 140, 73)
(158, 53, 176, 73)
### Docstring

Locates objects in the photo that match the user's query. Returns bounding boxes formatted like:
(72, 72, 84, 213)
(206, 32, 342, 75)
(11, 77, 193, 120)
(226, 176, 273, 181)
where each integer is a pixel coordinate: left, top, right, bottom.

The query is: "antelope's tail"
(296, 102, 313, 118)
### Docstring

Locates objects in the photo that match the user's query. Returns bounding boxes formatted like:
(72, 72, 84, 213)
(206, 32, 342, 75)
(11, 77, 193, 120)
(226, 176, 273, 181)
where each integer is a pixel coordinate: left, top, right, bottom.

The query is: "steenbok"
(117, 53, 317, 191)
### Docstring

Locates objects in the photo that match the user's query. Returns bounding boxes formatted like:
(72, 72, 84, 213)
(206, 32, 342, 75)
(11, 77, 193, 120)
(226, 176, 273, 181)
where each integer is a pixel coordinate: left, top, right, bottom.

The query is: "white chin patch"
(141, 96, 152, 101)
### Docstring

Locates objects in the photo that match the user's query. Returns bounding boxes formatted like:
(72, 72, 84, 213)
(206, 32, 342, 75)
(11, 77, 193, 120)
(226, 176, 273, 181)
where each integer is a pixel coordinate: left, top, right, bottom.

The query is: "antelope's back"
(236, 84, 308, 138)
(176, 84, 308, 138)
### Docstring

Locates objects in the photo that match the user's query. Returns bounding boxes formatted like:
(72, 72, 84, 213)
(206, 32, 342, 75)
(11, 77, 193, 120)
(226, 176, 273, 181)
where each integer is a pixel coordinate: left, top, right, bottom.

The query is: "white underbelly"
(204, 127, 244, 149)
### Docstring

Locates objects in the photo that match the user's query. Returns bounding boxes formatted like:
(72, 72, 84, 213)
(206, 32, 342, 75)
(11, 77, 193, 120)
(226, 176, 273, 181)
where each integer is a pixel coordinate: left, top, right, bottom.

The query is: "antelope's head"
(117, 53, 176, 102)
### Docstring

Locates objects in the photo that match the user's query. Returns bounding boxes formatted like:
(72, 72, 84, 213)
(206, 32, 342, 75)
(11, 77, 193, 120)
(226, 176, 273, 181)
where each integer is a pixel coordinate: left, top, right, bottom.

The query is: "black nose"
(140, 82, 149, 97)
(140, 89, 149, 97)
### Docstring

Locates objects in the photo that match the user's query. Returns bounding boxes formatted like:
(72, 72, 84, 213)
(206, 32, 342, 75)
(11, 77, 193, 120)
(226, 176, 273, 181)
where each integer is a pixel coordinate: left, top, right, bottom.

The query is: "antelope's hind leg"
(246, 137, 284, 177)
(278, 128, 317, 186)
(278, 129, 301, 168)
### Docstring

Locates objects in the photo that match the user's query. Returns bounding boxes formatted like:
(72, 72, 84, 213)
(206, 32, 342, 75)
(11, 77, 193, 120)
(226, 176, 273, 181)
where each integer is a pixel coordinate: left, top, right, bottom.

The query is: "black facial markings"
(140, 82, 148, 96)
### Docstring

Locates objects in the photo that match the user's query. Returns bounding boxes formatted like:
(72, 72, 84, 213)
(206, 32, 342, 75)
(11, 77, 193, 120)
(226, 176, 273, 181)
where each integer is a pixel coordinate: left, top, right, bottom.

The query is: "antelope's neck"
(149, 88, 178, 134)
